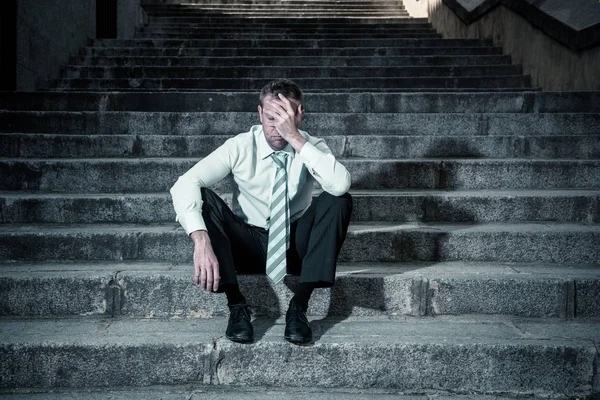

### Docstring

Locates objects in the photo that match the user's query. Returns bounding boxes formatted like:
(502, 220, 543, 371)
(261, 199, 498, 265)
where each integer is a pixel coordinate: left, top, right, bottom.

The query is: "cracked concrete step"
(79, 46, 506, 58)
(1, 189, 599, 224)
(5, 92, 596, 113)
(0, 387, 549, 400)
(2, 111, 598, 136)
(2, 158, 600, 192)
(91, 38, 493, 47)
(3, 134, 599, 159)
(61, 65, 522, 80)
(0, 262, 599, 318)
(0, 316, 598, 396)
(0, 222, 599, 263)
(53, 76, 532, 91)
(70, 55, 513, 67)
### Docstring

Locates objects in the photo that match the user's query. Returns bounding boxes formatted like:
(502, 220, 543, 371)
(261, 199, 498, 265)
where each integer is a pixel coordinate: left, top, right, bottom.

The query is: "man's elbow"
(327, 174, 351, 197)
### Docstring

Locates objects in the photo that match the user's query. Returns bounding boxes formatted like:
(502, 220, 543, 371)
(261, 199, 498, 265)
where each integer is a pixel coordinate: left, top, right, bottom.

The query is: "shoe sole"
(226, 334, 254, 343)
(284, 334, 312, 344)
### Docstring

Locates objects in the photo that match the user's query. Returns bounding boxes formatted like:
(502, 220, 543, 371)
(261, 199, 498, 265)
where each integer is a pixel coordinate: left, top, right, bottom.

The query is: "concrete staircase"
(1, 0, 599, 398)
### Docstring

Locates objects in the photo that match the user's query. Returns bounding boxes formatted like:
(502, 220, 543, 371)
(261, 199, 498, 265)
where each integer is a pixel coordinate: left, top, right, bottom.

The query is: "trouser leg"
(288, 192, 353, 287)
(200, 188, 267, 291)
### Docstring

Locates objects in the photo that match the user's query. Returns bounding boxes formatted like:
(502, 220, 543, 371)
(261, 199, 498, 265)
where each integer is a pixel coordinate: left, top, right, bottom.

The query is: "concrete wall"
(404, 0, 600, 91)
(118, 0, 148, 40)
(16, 0, 147, 91)
(16, 0, 96, 91)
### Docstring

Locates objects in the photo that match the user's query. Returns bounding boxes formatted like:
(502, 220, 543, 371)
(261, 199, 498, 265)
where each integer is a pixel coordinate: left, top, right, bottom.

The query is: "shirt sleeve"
(297, 138, 351, 196)
(169, 139, 236, 234)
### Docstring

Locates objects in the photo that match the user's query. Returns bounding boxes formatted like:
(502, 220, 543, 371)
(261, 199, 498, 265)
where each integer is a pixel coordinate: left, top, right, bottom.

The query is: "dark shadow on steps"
(242, 275, 281, 342)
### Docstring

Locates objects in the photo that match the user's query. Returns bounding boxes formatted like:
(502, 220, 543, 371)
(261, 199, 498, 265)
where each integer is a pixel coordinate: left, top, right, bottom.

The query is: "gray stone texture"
(0, 317, 598, 396)
(1, 223, 599, 264)
(1, 190, 599, 224)
(3, 262, 599, 319)
(2, 0, 600, 397)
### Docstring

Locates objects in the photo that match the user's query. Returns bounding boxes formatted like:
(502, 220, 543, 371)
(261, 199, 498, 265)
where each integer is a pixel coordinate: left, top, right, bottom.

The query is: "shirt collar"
(255, 125, 295, 160)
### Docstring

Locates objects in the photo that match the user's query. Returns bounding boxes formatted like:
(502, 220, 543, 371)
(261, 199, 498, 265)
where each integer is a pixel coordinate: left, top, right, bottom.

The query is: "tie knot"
(271, 152, 287, 169)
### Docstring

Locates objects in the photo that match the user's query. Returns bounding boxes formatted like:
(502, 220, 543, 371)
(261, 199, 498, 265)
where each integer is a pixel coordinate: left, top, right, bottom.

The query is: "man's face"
(258, 94, 304, 151)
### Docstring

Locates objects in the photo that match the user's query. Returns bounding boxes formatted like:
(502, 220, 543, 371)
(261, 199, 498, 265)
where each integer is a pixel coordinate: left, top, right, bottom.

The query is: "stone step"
(144, 11, 411, 17)
(2, 158, 599, 192)
(70, 55, 513, 68)
(139, 27, 437, 34)
(92, 38, 493, 48)
(0, 387, 552, 400)
(79, 46, 505, 58)
(142, 3, 407, 7)
(0, 316, 598, 396)
(3, 111, 597, 136)
(135, 32, 441, 39)
(143, 4, 406, 8)
(61, 65, 522, 80)
(143, 0, 410, 4)
(3, 133, 598, 159)
(1, 262, 599, 318)
(142, 22, 434, 30)
(143, 8, 408, 14)
(147, 16, 423, 23)
(54, 76, 532, 91)
(0, 222, 599, 263)
(2, 189, 598, 224)
(5, 91, 597, 113)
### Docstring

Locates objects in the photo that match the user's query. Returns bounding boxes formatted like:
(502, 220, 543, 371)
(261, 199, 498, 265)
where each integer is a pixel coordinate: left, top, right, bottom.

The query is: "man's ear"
(258, 105, 263, 123)
(296, 104, 304, 125)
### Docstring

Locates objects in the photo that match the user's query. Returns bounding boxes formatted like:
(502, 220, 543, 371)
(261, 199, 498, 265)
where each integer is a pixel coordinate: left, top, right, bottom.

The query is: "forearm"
(298, 141, 351, 196)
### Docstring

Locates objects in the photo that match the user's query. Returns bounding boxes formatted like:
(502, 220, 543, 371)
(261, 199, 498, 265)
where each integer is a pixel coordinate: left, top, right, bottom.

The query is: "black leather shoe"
(284, 300, 312, 344)
(226, 304, 254, 343)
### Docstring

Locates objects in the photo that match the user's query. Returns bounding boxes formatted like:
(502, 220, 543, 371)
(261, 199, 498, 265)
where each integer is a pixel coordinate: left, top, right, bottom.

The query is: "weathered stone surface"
(0, 268, 113, 316)
(575, 279, 600, 317)
(1, 223, 599, 264)
(4, 133, 598, 159)
(214, 318, 599, 395)
(1, 262, 599, 319)
(0, 316, 598, 395)
(1, 190, 599, 224)
(3, 111, 598, 136)
(2, 158, 599, 192)
(0, 318, 214, 388)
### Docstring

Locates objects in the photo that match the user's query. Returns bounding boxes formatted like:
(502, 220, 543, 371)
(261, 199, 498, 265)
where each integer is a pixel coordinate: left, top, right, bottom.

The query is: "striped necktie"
(266, 152, 289, 284)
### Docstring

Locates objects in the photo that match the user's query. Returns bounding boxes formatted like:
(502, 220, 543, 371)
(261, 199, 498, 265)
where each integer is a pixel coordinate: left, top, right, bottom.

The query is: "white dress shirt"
(170, 125, 351, 234)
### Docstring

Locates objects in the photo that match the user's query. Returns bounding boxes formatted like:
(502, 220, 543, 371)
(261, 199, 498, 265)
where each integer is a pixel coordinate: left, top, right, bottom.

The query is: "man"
(170, 79, 352, 344)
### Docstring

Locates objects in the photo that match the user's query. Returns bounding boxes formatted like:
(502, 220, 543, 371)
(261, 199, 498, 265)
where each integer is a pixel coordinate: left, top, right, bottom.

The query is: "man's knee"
(317, 191, 353, 215)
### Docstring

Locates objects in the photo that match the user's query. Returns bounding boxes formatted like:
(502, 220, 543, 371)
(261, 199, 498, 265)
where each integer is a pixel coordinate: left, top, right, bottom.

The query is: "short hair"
(259, 79, 303, 106)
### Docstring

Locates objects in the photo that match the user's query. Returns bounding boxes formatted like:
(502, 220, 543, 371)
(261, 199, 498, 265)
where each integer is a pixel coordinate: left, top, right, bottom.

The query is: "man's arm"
(297, 139, 351, 196)
(170, 141, 233, 234)
(262, 94, 351, 196)
(170, 140, 235, 291)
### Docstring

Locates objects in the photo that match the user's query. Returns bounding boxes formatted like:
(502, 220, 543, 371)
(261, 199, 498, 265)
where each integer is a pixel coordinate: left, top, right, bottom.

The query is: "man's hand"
(262, 93, 307, 151)
(190, 230, 220, 292)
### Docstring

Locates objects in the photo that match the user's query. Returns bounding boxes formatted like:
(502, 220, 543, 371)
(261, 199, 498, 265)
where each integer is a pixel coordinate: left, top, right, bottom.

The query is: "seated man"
(170, 78, 352, 344)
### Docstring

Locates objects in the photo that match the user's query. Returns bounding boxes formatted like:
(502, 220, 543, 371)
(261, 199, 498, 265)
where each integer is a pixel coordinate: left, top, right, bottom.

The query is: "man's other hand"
(190, 230, 220, 292)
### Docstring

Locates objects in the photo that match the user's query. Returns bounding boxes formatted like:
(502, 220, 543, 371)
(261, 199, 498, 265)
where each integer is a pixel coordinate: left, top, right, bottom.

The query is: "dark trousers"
(201, 188, 352, 290)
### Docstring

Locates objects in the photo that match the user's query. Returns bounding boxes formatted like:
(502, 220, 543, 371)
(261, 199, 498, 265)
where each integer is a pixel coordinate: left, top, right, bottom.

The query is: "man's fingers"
(212, 267, 220, 292)
(205, 265, 214, 292)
